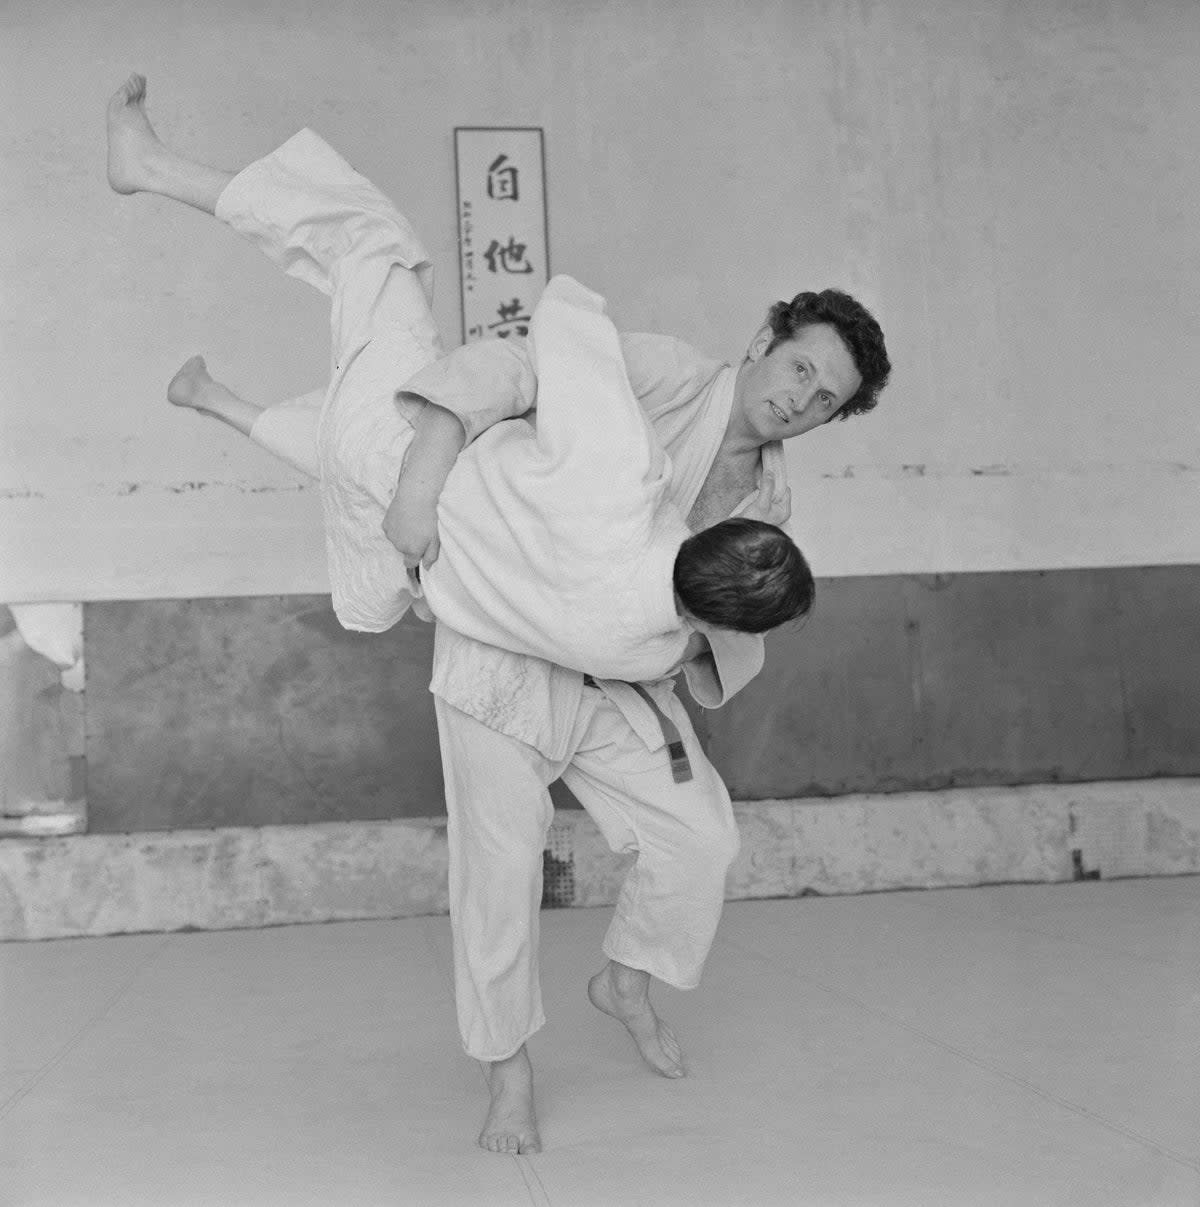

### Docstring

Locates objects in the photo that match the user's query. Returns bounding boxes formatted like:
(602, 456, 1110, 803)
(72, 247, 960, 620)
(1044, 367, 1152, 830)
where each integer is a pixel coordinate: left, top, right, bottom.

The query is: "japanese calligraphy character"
(483, 236, 534, 275)
(486, 154, 519, 201)
(486, 297, 531, 338)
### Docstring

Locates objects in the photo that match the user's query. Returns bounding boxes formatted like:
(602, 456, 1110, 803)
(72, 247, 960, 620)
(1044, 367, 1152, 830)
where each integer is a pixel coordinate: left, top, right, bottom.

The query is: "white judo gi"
(421, 276, 696, 682)
(217, 129, 787, 1061)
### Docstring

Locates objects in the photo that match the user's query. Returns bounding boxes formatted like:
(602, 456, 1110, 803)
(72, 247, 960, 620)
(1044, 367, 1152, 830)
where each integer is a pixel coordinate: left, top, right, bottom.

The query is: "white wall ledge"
(2, 780, 1198, 941)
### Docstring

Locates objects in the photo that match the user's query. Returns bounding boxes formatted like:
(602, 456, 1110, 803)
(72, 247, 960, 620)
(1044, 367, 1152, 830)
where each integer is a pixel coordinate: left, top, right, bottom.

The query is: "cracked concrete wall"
(3, 0, 1200, 604)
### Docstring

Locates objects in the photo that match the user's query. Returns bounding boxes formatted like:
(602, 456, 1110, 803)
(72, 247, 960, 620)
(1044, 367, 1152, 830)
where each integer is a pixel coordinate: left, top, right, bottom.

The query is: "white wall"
(2, 0, 1198, 602)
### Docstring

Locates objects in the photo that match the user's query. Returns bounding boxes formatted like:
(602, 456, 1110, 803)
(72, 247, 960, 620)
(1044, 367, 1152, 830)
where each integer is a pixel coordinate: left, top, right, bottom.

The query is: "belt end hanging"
(668, 740, 693, 783)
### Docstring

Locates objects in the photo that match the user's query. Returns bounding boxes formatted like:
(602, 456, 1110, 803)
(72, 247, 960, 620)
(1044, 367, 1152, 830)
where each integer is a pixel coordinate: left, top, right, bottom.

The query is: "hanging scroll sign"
(454, 127, 549, 344)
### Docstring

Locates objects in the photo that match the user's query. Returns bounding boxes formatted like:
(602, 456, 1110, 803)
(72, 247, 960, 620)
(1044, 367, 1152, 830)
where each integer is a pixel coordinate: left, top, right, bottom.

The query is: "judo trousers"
(436, 686, 741, 1062)
(215, 131, 741, 1064)
(217, 127, 440, 537)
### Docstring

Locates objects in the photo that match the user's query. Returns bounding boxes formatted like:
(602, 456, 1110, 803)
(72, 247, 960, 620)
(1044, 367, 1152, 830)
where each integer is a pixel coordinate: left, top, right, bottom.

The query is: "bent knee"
(714, 815, 742, 870)
(673, 813, 741, 879)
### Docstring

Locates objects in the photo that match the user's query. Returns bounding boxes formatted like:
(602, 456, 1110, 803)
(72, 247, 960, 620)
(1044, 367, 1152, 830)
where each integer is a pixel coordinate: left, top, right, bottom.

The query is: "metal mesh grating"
(541, 821, 575, 908)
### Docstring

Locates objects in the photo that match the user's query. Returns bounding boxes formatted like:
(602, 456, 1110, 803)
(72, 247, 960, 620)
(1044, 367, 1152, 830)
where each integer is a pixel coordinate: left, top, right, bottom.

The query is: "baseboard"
(2, 780, 1198, 941)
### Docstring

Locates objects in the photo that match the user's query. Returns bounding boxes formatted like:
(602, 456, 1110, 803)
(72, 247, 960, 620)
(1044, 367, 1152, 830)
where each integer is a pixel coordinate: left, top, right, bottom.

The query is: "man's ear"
(745, 323, 772, 363)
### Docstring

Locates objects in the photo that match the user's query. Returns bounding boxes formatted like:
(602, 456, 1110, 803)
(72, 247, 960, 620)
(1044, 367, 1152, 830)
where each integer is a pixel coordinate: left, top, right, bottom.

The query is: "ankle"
(138, 144, 176, 190)
(487, 1045, 530, 1080)
(193, 380, 227, 412)
(606, 961, 650, 997)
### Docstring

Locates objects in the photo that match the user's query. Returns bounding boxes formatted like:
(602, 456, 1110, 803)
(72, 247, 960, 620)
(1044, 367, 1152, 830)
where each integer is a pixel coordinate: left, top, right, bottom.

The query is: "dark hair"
(765, 289, 890, 419)
(673, 518, 814, 633)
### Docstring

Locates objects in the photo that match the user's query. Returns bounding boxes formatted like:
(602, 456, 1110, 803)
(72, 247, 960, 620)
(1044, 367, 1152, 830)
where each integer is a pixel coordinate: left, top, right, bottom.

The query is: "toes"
(480, 1131, 527, 1155)
(480, 1130, 542, 1155)
(114, 73, 142, 105)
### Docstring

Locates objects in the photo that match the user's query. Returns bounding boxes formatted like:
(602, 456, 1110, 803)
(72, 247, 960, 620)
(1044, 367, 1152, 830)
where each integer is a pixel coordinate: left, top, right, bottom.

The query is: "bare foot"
(107, 73, 164, 194)
(166, 355, 215, 410)
(588, 961, 685, 1078)
(480, 1046, 542, 1155)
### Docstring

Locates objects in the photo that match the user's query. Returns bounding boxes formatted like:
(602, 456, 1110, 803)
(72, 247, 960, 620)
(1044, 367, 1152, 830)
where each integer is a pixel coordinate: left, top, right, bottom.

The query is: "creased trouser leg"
(563, 688, 740, 990)
(213, 127, 438, 363)
(213, 128, 443, 630)
(434, 695, 576, 1062)
(437, 684, 740, 1060)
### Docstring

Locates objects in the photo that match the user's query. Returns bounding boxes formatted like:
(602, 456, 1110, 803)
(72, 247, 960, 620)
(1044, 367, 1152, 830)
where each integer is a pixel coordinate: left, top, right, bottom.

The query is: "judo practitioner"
(111, 96, 809, 678)
(182, 257, 813, 680)
(107, 74, 891, 1155)
(412, 276, 815, 680)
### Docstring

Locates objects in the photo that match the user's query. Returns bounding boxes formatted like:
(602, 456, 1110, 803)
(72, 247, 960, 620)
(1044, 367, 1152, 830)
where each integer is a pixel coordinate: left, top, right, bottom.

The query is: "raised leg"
(564, 689, 741, 1079)
(167, 356, 263, 436)
(107, 74, 234, 215)
(587, 960, 685, 1078)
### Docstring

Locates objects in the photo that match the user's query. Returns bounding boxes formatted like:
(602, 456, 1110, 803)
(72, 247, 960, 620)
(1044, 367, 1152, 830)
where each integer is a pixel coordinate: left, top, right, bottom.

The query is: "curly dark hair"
(673, 518, 814, 633)
(765, 289, 890, 419)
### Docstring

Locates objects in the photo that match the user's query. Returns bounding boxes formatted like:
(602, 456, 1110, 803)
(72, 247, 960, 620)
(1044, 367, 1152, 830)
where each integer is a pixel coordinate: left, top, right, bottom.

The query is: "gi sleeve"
(396, 336, 537, 446)
(526, 277, 671, 538)
(397, 329, 721, 448)
(618, 333, 726, 419)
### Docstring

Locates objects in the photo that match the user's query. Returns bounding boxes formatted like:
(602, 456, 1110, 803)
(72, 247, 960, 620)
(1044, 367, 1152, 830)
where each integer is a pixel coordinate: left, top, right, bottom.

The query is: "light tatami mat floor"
(2, 878, 1197, 1206)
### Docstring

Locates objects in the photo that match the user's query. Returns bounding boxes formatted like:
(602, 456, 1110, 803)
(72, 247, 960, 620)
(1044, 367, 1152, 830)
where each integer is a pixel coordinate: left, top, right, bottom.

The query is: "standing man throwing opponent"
(107, 73, 890, 1155)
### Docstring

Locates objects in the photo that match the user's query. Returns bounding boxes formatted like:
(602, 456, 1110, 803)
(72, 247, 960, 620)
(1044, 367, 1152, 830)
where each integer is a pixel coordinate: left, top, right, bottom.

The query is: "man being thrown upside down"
(107, 73, 890, 1154)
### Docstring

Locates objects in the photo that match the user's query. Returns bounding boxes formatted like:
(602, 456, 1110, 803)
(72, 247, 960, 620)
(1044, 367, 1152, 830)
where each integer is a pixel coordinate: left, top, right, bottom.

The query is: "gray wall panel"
(86, 598, 439, 832)
(1112, 566, 1200, 775)
(707, 577, 922, 798)
(82, 567, 1200, 831)
(902, 571, 1129, 787)
(708, 568, 1198, 798)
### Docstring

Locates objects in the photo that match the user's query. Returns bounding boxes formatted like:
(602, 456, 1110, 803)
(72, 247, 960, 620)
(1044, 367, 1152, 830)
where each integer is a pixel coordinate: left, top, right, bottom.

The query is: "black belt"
(583, 675, 693, 783)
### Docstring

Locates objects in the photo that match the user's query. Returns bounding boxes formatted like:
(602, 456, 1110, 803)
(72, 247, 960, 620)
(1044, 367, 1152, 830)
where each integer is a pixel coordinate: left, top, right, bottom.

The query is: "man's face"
(733, 322, 863, 441)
